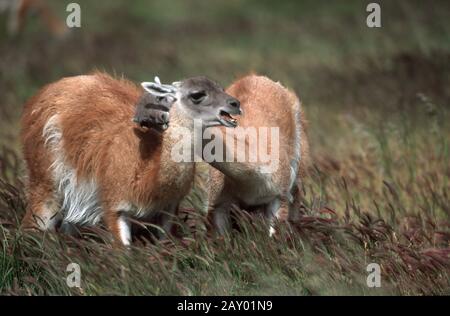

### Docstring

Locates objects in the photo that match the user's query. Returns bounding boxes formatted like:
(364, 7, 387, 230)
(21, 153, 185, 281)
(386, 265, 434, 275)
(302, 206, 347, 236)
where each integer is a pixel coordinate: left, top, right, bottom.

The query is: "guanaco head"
(141, 76, 241, 128)
(133, 90, 174, 132)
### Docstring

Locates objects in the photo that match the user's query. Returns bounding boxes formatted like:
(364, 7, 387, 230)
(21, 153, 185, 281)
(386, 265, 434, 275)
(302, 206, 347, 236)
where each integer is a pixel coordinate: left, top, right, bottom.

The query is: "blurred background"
(1, 0, 449, 149)
(0, 0, 449, 295)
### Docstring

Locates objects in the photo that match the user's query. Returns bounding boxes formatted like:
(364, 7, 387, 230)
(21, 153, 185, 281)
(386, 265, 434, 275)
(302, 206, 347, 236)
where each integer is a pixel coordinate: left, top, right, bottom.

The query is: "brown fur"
(208, 74, 310, 231)
(21, 72, 195, 244)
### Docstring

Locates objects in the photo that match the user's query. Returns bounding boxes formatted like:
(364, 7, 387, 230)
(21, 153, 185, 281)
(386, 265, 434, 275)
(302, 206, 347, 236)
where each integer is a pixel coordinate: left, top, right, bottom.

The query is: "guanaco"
(207, 75, 310, 235)
(1, 0, 68, 37)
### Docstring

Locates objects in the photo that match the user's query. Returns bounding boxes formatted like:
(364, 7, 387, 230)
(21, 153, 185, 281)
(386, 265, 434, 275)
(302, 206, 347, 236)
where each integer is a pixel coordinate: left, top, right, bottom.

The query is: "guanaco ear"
(141, 76, 177, 99)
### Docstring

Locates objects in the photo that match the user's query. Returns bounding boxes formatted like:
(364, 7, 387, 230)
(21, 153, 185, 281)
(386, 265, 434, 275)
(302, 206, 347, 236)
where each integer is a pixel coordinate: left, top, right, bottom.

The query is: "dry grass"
(1, 98, 448, 295)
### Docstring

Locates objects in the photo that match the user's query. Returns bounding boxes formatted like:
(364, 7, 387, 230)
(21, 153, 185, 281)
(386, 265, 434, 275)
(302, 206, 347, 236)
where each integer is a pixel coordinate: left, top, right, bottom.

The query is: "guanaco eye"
(189, 91, 206, 104)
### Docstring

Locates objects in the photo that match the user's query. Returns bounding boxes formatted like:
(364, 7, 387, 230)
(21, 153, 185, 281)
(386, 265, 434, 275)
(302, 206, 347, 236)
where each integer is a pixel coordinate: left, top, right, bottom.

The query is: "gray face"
(142, 76, 241, 128)
(175, 77, 241, 127)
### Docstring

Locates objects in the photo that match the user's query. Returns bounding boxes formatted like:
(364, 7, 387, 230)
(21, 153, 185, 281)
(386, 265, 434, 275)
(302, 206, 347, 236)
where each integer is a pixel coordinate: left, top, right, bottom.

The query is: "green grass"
(0, 0, 449, 295)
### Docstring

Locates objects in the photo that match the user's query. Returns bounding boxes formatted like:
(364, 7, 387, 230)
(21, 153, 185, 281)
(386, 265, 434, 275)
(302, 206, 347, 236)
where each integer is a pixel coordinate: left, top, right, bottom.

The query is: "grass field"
(0, 0, 449, 295)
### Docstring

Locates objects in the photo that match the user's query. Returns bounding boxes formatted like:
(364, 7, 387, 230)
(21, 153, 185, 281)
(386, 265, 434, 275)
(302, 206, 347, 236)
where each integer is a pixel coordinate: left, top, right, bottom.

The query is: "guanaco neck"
(157, 102, 198, 173)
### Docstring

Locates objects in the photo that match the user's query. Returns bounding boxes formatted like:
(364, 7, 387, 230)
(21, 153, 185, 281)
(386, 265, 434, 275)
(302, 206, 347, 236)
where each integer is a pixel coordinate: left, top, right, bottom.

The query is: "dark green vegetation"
(0, 0, 449, 295)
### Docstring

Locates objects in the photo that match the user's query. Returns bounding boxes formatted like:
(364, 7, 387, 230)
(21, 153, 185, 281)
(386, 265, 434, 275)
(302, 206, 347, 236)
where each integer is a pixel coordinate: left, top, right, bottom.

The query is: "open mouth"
(144, 121, 169, 131)
(218, 110, 238, 127)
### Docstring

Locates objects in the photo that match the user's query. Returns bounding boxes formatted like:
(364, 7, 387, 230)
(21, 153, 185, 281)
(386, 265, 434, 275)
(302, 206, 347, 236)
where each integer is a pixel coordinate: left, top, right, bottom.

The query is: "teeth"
(218, 112, 238, 127)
